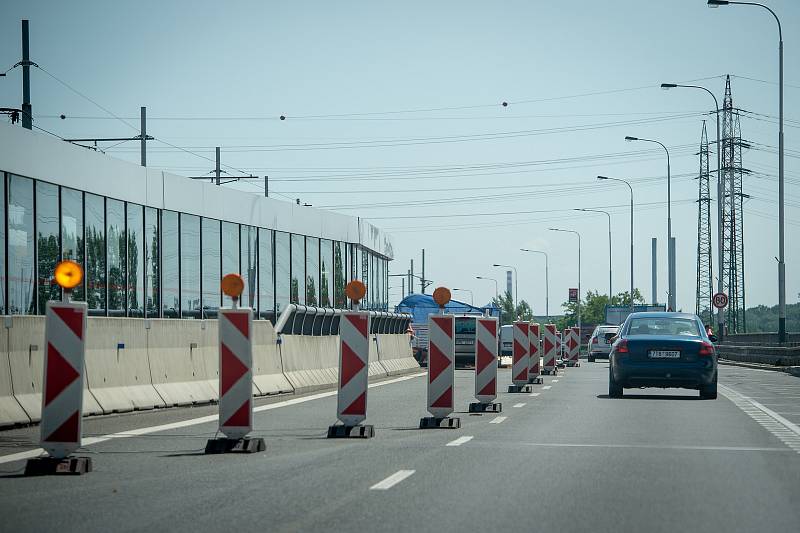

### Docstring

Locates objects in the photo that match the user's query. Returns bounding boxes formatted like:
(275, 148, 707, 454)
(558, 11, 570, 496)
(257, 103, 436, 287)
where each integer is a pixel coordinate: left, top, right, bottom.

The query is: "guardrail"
(274, 304, 411, 336)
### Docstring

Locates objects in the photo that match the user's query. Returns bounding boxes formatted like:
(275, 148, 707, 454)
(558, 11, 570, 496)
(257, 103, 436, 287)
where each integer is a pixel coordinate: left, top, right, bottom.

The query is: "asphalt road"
(1, 362, 799, 533)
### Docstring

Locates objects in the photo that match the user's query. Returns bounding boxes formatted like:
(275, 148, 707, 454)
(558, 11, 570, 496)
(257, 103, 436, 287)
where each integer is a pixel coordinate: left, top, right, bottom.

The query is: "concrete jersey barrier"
(252, 321, 294, 395)
(0, 325, 30, 426)
(147, 319, 217, 405)
(279, 334, 339, 393)
(375, 333, 420, 375)
(6, 316, 102, 422)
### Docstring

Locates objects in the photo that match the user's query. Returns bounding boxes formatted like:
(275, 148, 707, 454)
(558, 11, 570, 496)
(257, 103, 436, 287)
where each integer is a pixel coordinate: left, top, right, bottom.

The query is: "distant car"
(609, 312, 718, 399)
(454, 315, 478, 368)
(588, 325, 620, 362)
(499, 325, 513, 358)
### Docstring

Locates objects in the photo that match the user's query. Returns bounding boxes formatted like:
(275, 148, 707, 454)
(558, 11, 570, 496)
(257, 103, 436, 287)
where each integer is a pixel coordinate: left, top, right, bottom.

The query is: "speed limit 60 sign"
(712, 292, 729, 309)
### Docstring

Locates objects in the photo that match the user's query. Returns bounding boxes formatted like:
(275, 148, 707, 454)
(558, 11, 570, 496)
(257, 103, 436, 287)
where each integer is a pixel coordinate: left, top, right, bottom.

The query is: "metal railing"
(274, 304, 411, 336)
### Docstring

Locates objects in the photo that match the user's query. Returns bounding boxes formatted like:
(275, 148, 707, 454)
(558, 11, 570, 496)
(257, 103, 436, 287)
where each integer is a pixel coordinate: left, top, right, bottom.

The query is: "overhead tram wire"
(101, 112, 705, 154)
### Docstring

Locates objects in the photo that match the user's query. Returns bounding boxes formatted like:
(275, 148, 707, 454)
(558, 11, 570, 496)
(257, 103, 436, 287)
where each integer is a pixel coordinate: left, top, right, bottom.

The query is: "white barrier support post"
(542, 324, 558, 375)
(508, 321, 532, 393)
(206, 274, 265, 454)
(420, 287, 460, 429)
(26, 261, 91, 476)
(528, 323, 543, 384)
(468, 317, 502, 413)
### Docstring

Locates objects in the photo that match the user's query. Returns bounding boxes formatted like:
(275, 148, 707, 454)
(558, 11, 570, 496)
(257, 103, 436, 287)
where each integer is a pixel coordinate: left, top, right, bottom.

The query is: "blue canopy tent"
(395, 294, 500, 324)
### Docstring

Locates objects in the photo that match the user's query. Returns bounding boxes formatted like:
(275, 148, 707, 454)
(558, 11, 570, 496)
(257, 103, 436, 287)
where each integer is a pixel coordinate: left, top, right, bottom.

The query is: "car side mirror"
(708, 334, 717, 343)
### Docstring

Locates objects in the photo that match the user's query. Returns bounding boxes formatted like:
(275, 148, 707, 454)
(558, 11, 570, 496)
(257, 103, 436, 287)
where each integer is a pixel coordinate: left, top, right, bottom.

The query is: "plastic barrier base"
(507, 384, 532, 393)
(204, 437, 266, 454)
(527, 376, 544, 384)
(419, 416, 461, 429)
(24, 456, 92, 476)
(327, 424, 375, 439)
(468, 402, 502, 413)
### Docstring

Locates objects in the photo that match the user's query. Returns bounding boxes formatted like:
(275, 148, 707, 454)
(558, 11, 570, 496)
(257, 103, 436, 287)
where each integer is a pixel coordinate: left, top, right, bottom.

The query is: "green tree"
(557, 289, 645, 330)
(491, 291, 534, 326)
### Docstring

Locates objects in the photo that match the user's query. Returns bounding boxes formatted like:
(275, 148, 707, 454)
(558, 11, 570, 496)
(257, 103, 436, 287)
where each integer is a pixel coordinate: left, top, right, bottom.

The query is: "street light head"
(624, 136, 638, 142)
(520, 248, 529, 252)
(597, 175, 609, 180)
(660, 83, 678, 89)
(707, 0, 729, 7)
(492, 264, 501, 267)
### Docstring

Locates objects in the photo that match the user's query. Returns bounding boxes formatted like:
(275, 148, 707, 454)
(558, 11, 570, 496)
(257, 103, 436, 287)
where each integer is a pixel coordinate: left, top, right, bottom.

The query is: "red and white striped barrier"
(509, 321, 531, 392)
(566, 326, 581, 367)
(25, 300, 91, 475)
(420, 314, 459, 428)
(559, 331, 565, 361)
(329, 312, 374, 438)
(40, 302, 88, 459)
(469, 317, 501, 413)
(528, 323, 542, 384)
(206, 307, 265, 453)
(542, 324, 558, 375)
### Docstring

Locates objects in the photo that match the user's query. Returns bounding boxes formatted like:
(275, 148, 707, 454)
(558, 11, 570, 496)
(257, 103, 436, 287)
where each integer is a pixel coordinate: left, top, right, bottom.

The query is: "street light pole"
(476, 276, 499, 307)
(661, 82, 723, 337)
(549, 228, 581, 334)
(520, 249, 550, 323)
(598, 176, 635, 311)
(708, 0, 785, 341)
(625, 135, 674, 311)
(453, 288, 474, 306)
(493, 263, 518, 313)
(576, 208, 612, 299)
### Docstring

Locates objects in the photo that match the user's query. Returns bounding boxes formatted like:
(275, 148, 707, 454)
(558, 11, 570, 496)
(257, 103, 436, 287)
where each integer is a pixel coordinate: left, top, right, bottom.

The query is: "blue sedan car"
(609, 312, 718, 399)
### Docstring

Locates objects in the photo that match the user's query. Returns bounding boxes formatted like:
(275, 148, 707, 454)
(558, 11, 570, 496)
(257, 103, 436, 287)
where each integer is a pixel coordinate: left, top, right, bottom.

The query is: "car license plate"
(648, 350, 680, 359)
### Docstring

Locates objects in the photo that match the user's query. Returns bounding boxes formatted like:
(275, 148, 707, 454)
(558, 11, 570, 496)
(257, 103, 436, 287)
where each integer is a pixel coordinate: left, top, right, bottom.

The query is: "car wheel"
(588, 355, 595, 362)
(608, 367, 623, 398)
(700, 378, 718, 400)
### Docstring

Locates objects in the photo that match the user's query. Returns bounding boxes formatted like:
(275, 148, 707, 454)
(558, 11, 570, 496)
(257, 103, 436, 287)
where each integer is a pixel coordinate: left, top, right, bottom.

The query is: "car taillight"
(615, 339, 628, 354)
(699, 341, 715, 356)
(592, 337, 599, 344)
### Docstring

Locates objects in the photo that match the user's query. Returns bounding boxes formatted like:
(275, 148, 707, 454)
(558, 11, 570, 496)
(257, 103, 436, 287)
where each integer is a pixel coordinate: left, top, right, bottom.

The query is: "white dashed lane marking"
(529, 392, 540, 397)
(490, 416, 508, 424)
(370, 470, 416, 490)
(446, 436, 474, 447)
(542, 386, 552, 390)
(513, 403, 526, 408)
(552, 379, 559, 383)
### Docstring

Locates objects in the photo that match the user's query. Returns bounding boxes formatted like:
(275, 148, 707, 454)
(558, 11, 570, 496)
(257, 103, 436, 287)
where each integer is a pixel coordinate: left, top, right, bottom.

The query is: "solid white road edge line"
(489, 416, 507, 424)
(720, 384, 800, 437)
(370, 469, 416, 490)
(0, 371, 427, 465)
(446, 436, 474, 447)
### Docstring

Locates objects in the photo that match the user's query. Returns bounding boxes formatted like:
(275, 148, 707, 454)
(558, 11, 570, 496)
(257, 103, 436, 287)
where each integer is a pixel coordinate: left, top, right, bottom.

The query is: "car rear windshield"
(627, 317, 700, 337)
(455, 318, 476, 335)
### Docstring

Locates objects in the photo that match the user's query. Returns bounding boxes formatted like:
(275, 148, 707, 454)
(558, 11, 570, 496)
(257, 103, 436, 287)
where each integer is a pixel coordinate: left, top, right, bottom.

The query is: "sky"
(0, 0, 798, 316)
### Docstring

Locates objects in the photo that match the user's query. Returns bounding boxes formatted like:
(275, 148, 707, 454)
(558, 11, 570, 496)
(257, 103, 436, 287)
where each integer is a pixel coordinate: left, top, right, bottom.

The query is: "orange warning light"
(221, 273, 245, 298)
(432, 287, 451, 308)
(345, 280, 367, 302)
(54, 260, 83, 290)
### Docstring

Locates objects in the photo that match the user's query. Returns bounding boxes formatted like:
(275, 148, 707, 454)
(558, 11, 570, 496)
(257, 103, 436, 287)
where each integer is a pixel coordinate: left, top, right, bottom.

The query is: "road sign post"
(528, 322, 543, 384)
(469, 317, 502, 413)
(420, 287, 460, 429)
(329, 280, 374, 438)
(508, 321, 532, 393)
(26, 261, 92, 475)
(205, 274, 265, 454)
